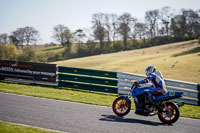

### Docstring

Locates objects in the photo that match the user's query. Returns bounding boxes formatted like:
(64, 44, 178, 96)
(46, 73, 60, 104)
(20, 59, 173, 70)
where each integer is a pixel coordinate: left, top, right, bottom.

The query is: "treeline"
(0, 7, 200, 62)
(0, 26, 39, 47)
(0, 44, 64, 62)
(0, 45, 38, 62)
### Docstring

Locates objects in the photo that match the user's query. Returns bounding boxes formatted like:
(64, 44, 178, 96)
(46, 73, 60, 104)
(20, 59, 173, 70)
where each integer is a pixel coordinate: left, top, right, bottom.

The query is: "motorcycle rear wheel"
(158, 102, 180, 124)
(112, 97, 131, 117)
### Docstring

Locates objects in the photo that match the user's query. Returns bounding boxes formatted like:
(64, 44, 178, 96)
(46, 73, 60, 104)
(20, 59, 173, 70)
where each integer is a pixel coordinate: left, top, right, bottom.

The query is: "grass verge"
(0, 120, 58, 133)
(0, 81, 200, 119)
(0, 81, 118, 107)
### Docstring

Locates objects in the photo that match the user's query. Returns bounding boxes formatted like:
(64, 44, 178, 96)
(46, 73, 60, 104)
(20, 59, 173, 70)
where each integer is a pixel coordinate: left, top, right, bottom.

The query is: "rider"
(138, 65, 168, 105)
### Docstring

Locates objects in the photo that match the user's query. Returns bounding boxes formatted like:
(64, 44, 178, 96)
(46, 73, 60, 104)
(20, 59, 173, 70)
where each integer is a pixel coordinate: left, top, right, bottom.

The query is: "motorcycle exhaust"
(176, 102, 184, 107)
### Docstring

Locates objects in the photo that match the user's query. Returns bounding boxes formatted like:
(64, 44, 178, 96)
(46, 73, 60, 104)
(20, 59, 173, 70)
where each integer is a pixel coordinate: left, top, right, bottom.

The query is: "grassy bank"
(0, 120, 58, 133)
(0, 81, 199, 119)
(53, 40, 200, 83)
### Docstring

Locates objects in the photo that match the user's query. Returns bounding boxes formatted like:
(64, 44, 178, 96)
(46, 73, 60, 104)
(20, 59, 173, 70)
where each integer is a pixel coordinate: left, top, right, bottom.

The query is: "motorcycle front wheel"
(112, 97, 131, 117)
(158, 102, 180, 124)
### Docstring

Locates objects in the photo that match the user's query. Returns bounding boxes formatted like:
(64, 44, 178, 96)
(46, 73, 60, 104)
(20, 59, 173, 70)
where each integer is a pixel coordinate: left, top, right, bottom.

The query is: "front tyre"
(112, 97, 131, 117)
(158, 102, 180, 124)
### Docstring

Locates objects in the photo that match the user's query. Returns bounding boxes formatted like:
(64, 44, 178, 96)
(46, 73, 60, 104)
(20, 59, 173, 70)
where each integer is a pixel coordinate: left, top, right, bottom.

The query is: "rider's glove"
(134, 81, 139, 86)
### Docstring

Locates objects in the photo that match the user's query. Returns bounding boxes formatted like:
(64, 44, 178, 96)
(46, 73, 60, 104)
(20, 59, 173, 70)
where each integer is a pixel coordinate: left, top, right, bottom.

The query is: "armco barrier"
(57, 66, 118, 93)
(117, 72, 200, 105)
(1, 62, 199, 105)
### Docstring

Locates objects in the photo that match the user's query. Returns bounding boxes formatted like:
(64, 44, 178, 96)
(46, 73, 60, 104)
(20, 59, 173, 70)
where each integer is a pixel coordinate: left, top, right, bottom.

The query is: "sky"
(0, 0, 200, 44)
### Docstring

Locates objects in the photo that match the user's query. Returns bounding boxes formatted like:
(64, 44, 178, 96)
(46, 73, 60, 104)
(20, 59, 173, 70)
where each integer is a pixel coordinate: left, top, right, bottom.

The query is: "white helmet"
(145, 65, 156, 75)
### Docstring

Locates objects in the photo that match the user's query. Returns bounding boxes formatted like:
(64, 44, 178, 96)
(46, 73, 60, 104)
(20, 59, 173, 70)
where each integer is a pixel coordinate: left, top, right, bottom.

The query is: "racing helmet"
(145, 65, 156, 75)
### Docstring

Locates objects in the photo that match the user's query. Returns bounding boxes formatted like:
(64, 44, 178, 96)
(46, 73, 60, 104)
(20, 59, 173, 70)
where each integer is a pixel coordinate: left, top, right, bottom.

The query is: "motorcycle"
(112, 82, 184, 124)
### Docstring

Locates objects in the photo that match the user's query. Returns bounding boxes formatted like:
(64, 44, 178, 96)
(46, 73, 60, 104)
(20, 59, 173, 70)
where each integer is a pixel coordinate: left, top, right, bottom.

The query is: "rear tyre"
(158, 102, 180, 124)
(112, 97, 131, 117)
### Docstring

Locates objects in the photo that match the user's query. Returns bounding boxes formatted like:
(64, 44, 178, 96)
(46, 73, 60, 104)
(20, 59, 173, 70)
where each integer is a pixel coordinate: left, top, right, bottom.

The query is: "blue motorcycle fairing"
(120, 95, 131, 104)
(131, 86, 184, 102)
(155, 91, 183, 101)
(131, 86, 150, 98)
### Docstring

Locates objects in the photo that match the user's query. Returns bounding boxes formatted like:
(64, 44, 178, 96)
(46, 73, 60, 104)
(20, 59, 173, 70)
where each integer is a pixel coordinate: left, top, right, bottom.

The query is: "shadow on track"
(99, 115, 171, 126)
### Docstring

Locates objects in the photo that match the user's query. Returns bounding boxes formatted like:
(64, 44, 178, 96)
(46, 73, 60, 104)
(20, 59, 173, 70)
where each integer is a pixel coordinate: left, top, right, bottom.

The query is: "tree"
(171, 15, 187, 39)
(145, 10, 160, 38)
(0, 33, 9, 45)
(53, 24, 68, 46)
(61, 29, 74, 47)
(110, 14, 119, 43)
(11, 26, 40, 47)
(134, 22, 147, 39)
(12, 28, 25, 46)
(159, 6, 172, 36)
(74, 29, 86, 49)
(104, 14, 119, 43)
(182, 9, 200, 38)
(23, 26, 39, 45)
(74, 29, 87, 56)
(117, 13, 135, 50)
(9, 35, 20, 46)
(17, 46, 36, 61)
(92, 13, 108, 52)
(0, 44, 19, 60)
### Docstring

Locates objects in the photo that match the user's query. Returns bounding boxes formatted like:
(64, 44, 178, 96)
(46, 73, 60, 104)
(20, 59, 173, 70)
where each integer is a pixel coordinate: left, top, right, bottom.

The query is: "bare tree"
(11, 26, 40, 47)
(160, 6, 172, 36)
(117, 13, 135, 50)
(134, 23, 147, 39)
(130, 18, 138, 40)
(170, 15, 187, 38)
(110, 14, 120, 43)
(91, 13, 107, 52)
(145, 10, 160, 38)
(182, 9, 200, 38)
(23, 26, 39, 45)
(12, 28, 25, 47)
(0, 33, 9, 45)
(53, 24, 68, 46)
(9, 35, 20, 46)
(104, 14, 119, 43)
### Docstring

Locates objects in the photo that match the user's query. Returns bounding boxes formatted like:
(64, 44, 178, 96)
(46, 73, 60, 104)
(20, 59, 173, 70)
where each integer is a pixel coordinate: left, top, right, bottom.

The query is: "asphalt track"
(0, 92, 200, 133)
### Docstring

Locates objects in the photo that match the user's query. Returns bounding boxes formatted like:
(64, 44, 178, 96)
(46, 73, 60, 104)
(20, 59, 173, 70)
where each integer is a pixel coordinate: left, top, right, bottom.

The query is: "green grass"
(0, 120, 58, 133)
(35, 45, 65, 54)
(0, 81, 118, 107)
(0, 81, 200, 119)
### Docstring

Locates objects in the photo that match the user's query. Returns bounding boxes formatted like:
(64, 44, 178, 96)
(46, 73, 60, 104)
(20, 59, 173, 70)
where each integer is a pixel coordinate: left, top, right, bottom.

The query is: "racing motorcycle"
(112, 82, 184, 124)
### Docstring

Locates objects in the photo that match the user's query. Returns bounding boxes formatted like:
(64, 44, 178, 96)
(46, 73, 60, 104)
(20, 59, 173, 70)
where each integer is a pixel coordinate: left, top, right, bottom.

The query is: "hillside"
(35, 45, 65, 54)
(53, 40, 200, 83)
